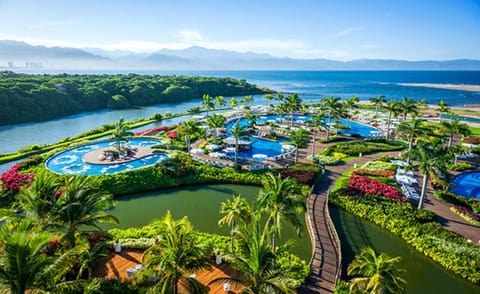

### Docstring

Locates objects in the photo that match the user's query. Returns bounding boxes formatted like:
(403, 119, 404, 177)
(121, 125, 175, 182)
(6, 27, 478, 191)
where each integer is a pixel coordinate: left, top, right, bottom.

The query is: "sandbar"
(399, 83, 480, 92)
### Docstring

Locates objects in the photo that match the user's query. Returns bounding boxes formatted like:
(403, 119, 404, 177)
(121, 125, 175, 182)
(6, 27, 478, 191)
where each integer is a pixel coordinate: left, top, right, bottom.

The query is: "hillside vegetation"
(0, 71, 265, 125)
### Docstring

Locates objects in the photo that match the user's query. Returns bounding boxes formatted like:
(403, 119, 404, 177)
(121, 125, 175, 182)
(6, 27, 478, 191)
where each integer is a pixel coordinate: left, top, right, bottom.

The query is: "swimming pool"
(45, 138, 168, 176)
(450, 171, 480, 200)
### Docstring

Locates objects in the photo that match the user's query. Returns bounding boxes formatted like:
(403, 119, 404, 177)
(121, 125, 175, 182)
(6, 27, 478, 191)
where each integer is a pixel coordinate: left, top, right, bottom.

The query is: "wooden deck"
(94, 250, 244, 293)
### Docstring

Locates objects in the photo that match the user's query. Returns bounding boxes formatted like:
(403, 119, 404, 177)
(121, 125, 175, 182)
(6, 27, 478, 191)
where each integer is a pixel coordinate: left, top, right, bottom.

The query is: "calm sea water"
(1, 70, 479, 164)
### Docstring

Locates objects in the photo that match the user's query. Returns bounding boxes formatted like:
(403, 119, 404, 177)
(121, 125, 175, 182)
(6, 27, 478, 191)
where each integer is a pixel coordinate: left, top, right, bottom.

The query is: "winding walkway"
(299, 151, 399, 293)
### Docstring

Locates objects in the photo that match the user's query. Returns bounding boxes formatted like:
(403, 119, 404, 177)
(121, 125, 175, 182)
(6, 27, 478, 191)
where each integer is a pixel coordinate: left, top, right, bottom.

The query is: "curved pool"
(45, 138, 168, 176)
(450, 171, 480, 199)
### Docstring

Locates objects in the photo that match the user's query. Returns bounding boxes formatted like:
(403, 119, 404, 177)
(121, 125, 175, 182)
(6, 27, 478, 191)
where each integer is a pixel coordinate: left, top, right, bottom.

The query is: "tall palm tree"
(51, 176, 118, 248)
(396, 118, 426, 163)
(384, 100, 400, 140)
(229, 97, 238, 109)
(321, 96, 343, 139)
(244, 95, 255, 105)
(440, 119, 471, 148)
(214, 95, 225, 108)
(143, 212, 212, 294)
(206, 113, 226, 142)
(210, 213, 299, 293)
(308, 113, 326, 160)
(437, 100, 450, 121)
(178, 119, 201, 154)
(284, 93, 303, 126)
(202, 94, 214, 117)
(369, 95, 386, 116)
(230, 121, 248, 169)
(347, 247, 407, 294)
(411, 141, 450, 209)
(344, 96, 359, 125)
(290, 129, 311, 163)
(111, 117, 132, 151)
(218, 194, 252, 253)
(398, 97, 418, 121)
(264, 93, 274, 108)
(77, 242, 109, 281)
(257, 173, 306, 253)
(0, 220, 82, 294)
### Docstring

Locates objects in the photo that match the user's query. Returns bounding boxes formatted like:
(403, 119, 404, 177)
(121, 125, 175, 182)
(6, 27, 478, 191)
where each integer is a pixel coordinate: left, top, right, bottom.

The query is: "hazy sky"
(1, 0, 479, 60)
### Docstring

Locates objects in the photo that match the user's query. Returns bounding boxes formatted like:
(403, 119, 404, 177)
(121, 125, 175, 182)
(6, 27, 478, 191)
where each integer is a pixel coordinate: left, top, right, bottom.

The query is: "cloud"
(336, 26, 365, 37)
(175, 29, 203, 43)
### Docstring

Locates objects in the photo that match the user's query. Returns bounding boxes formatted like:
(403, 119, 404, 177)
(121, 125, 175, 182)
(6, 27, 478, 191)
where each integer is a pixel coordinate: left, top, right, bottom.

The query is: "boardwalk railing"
(324, 191, 342, 284)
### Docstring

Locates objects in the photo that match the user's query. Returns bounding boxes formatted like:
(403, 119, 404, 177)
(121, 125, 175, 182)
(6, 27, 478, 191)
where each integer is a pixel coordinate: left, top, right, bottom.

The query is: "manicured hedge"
(322, 140, 406, 156)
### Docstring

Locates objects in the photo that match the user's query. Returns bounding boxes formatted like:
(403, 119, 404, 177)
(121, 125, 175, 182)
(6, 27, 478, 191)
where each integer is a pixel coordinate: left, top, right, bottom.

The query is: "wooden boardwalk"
(299, 152, 399, 293)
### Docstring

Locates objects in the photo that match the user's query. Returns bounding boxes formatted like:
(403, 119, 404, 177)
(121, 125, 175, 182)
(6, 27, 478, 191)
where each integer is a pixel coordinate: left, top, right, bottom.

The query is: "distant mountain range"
(1, 40, 479, 70)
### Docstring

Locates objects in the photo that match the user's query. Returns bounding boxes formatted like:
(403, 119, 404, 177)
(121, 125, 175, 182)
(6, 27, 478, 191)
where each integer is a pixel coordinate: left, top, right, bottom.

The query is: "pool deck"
(82, 146, 153, 165)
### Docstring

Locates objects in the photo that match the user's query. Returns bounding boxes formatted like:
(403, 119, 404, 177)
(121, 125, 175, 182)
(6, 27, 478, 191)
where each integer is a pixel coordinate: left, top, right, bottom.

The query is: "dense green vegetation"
(0, 71, 266, 125)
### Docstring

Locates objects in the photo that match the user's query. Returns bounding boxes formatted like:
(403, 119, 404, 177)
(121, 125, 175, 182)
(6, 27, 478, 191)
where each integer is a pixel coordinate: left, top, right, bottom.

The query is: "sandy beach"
(399, 83, 480, 92)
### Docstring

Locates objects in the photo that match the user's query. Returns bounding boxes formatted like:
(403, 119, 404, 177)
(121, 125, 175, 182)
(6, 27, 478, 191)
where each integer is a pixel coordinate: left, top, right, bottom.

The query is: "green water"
(330, 207, 479, 293)
(104, 184, 312, 260)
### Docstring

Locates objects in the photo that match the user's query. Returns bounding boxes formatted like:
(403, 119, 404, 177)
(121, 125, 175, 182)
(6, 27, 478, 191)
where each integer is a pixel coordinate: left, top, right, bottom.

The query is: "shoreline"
(399, 83, 480, 92)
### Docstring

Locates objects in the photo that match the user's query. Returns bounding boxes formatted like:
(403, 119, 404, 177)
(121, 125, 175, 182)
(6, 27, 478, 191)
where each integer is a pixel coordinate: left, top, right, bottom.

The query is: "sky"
(0, 0, 479, 60)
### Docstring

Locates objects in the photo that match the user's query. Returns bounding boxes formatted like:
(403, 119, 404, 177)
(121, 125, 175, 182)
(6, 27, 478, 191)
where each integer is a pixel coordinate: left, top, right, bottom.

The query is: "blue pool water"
(45, 138, 168, 175)
(450, 172, 480, 200)
(224, 115, 380, 159)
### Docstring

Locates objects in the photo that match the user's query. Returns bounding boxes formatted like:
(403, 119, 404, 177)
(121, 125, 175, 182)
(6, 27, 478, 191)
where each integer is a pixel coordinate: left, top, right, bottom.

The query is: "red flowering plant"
(166, 130, 177, 139)
(0, 164, 34, 193)
(345, 174, 405, 202)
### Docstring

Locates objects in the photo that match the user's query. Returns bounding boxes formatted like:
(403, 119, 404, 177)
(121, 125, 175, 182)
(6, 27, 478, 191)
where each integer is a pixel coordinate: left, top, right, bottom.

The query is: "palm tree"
(384, 100, 400, 140)
(290, 129, 311, 163)
(398, 97, 418, 120)
(369, 95, 386, 116)
(210, 213, 299, 293)
(264, 93, 274, 108)
(344, 96, 359, 125)
(418, 98, 428, 108)
(77, 242, 109, 281)
(411, 141, 450, 209)
(284, 93, 303, 126)
(440, 119, 471, 148)
(229, 97, 238, 109)
(214, 95, 225, 108)
(51, 176, 118, 248)
(230, 121, 248, 169)
(111, 117, 132, 151)
(321, 96, 343, 139)
(347, 247, 407, 294)
(257, 173, 306, 253)
(0, 220, 82, 294)
(202, 94, 214, 117)
(143, 212, 212, 294)
(244, 95, 254, 105)
(178, 119, 201, 154)
(437, 100, 450, 121)
(206, 113, 226, 142)
(218, 194, 252, 253)
(396, 118, 426, 163)
(308, 113, 326, 160)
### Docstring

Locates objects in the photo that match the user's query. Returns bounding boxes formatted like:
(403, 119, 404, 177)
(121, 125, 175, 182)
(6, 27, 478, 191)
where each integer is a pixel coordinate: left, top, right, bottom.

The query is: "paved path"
(299, 151, 399, 293)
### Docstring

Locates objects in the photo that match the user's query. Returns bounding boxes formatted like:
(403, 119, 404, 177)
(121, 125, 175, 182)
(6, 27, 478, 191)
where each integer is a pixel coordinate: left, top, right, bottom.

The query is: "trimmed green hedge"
(322, 139, 406, 157)
(434, 191, 480, 214)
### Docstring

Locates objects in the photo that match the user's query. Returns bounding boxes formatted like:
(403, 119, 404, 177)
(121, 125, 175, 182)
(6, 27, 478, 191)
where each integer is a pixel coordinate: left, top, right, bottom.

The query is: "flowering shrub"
(353, 169, 395, 178)
(280, 169, 316, 185)
(453, 205, 480, 222)
(0, 164, 34, 193)
(166, 130, 176, 139)
(345, 174, 405, 201)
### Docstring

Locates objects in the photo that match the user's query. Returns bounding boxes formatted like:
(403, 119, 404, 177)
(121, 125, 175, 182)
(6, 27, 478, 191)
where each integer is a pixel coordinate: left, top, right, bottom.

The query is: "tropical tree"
(284, 93, 303, 126)
(384, 100, 400, 139)
(214, 95, 225, 108)
(398, 97, 418, 121)
(418, 98, 428, 107)
(437, 100, 450, 121)
(230, 121, 248, 169)
(202, 94, 214, 117)
(244, 95, 255, 105)
(308, 113, 326, 159)
(143, 212, 212, 294)
(290, 129, 311, 163)
(206, 113, 226, 141)
(344, 96, 359, 125)
(264, 93, 274, 108)
(77, 242, 109, 281)
(411, 141, 450, 209)
(50, 176, 118, 248)
(210, 213, 299, 293)
(0, 220, 82, 294)
(347, 247, 407, 294)
(244, 110, 259, 130)
(178, 118, 201, 154)
(396, 118, 426, 163)
(257, 173, 306, 253)
(369, 95, 386, 116)
(111, 117, 132, 151)
(230, 97, 238, 109)
(440, 119, 471, 148)
(321, 96, 343, 139)
(218, 194, 252, 253)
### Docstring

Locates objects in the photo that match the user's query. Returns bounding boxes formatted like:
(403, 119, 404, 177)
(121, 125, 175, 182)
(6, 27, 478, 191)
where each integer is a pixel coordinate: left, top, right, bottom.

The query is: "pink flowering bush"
(0, 164, 34, 193)
(345, 174, 405, 202)
(166, 130, 176, 139)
